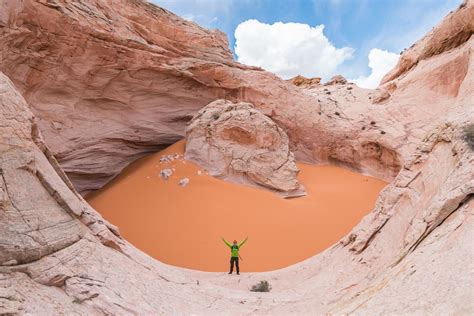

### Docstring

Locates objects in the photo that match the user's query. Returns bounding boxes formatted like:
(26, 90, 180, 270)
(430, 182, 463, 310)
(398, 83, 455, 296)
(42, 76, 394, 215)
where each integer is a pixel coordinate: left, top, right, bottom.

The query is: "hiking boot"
(228, 272, 232, 274)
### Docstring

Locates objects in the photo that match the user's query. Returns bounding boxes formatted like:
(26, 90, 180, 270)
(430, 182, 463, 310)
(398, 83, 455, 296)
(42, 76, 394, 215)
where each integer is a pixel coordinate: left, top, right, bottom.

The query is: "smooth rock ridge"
(0, 0, 472, 315)
(185, 99, 305, 197)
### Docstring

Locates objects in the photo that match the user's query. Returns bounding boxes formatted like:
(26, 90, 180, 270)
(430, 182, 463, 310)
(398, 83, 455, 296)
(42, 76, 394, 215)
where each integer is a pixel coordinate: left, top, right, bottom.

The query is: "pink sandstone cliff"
(0, 0, 403, 195)
(0, 0, 473, 314)
(0, 0, 312, 195)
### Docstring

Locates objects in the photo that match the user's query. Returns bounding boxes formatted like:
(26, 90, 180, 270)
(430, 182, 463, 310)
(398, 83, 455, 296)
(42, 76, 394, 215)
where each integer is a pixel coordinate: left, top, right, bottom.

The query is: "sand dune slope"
(87, 140, 387, 272)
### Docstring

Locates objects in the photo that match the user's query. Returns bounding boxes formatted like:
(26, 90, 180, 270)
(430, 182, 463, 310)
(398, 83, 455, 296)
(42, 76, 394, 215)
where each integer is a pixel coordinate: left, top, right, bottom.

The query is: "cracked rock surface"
(0, 0, 316, 196)
(185, 100, 305, 197)
(0, 0, 473, 315)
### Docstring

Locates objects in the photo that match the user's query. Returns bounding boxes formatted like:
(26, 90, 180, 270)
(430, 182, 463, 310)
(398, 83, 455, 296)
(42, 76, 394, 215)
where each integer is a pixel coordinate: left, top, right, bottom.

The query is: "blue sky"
(154, 0, 462, 87)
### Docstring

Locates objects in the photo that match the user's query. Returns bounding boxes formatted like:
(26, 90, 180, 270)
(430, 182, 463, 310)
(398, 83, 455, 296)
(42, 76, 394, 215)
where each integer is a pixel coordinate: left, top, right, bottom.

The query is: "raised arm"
(238, 237, 248, 247)
(221, 237, 232, 248)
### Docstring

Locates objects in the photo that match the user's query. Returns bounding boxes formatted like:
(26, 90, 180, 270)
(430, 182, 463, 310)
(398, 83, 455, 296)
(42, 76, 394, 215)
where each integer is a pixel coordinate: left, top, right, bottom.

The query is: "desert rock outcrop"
(0, 0, 473, 315)
(185, 99, 305, 197)
(287, 75, 321, 87)
(324, 74, 348, 85)
(0, 0, 314, 195)
(0, 0, 410, 195)
(382, 1, 474, 84)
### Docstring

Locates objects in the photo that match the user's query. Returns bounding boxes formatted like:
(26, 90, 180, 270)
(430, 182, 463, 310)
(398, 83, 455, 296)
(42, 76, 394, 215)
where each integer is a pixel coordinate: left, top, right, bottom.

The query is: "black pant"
(229, 257, 239, 274)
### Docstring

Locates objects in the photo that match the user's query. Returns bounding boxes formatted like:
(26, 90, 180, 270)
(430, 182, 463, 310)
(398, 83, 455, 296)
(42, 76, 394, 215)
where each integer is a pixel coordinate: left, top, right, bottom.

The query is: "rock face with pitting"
(287, 75, 321, 87)
(381, 1, 474, 84)
(0, 0, 473, 315)
(324, 75, 348, 85)
(185, 100, 305, 197)
(0, 0, 315, 196)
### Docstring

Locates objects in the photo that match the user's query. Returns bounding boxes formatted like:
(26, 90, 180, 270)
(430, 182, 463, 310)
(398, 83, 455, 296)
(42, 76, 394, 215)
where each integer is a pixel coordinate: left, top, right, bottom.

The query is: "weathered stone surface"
(0, 0, 472, 315)
(0, 0, 312, 196)
(382, 0, 474, 84)
(0, 70, 124, 270)
(324, 74, 348, 85)
(185, 100, 305, 197)
(0, 72, 84, 266)
(287, 75, 321, 87)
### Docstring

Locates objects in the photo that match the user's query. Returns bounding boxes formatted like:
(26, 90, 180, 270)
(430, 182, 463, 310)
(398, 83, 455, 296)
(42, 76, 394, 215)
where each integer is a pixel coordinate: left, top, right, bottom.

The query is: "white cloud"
(234, 19, 354, 80)
(352, 48, 399, 89)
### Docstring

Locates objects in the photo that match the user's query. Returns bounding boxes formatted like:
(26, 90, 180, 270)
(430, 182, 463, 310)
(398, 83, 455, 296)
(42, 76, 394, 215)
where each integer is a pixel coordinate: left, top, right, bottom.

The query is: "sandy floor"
(86, 140, 387, 272)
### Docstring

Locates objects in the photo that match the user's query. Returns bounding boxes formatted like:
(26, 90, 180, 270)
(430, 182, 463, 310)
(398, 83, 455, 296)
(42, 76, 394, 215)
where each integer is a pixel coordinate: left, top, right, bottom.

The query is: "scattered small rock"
(159, 156, 171, 163)
(178, 177, 189, 186)
(159, 153, 181, 163)
(159, 168, 173, 180)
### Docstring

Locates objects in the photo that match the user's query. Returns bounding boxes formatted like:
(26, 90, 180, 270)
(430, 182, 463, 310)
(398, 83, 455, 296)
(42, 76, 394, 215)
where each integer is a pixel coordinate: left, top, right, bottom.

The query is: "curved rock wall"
(0, 72, 125, 266)
(1, 0, 403, 195)
(0, 0, 243, 195)
(0, 0, 473, 314)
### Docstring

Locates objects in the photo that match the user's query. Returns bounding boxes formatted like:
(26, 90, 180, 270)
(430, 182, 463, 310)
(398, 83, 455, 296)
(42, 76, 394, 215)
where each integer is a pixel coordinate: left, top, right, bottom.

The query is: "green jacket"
(222, 237, 248, 257)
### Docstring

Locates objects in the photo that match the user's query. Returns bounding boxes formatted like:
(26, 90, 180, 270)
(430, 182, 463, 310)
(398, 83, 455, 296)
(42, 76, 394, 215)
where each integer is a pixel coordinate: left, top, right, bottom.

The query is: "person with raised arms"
(221, 236, 248, 275)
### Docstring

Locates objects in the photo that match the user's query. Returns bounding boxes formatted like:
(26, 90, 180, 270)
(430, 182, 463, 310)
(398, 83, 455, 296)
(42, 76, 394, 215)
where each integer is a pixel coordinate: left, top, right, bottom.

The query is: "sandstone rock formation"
(324, 74, 348, 85)
(287, 75, 321, 87)
(381, 1, 474, 84)
(0, 0, 314, 196)
(185, 100, 305, 197)
(0, 0, 408, 195)
(0, 0, 473, 314)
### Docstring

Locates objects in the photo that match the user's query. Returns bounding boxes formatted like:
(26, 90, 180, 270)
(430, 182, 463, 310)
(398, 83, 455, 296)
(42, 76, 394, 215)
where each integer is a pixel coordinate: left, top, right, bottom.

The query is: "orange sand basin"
(87, 140, 387, 272)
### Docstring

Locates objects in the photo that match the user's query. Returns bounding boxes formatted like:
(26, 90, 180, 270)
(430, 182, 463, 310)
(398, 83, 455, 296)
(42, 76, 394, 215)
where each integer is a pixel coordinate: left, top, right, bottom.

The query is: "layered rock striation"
(0, 0, 473, 314)
(185, 99, 305, 197)
(0, 0, 311, 195)
(0, 0, 406, 195)
(287, 75, 321, 87)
